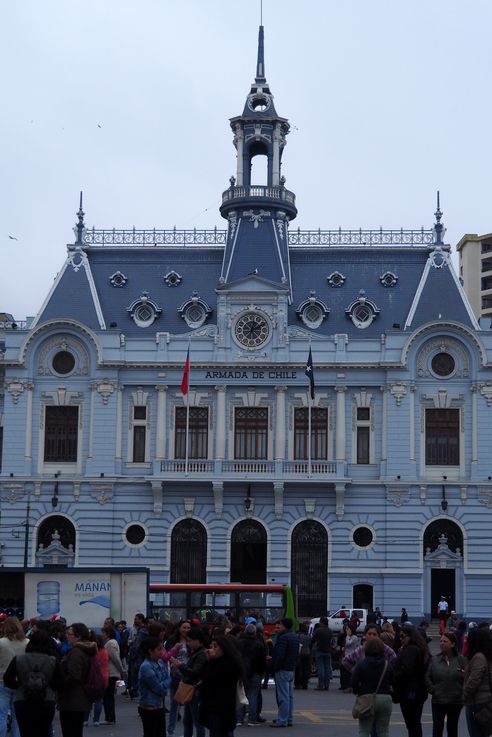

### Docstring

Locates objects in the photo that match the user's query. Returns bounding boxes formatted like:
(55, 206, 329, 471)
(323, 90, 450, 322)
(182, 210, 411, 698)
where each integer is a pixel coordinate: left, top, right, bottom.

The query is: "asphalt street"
(50, 672, 468, 737)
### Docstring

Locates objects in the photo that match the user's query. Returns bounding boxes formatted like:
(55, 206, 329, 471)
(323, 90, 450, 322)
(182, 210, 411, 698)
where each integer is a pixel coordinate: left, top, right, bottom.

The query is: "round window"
(353, 527, 374, 548)
(52, 351, 76, 375)
(125, 524, 146, 546)
(431, 352, 455, 377)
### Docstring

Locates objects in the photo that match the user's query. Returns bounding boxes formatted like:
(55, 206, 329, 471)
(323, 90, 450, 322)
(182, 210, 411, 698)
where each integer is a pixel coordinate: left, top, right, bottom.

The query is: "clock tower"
(219, 26, 297, 298)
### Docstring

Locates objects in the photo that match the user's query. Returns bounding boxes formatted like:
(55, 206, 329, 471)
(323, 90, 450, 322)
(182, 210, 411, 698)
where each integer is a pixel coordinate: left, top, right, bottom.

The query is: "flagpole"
(185, 342, 190, 476)
(308, 341, 312, 477)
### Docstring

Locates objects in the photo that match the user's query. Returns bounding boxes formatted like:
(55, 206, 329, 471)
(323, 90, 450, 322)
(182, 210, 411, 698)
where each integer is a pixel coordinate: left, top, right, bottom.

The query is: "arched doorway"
(36, 515, 76, 566)
(423, 520, 464, 617)
(230, 520, 267, 584)
(170, 519, 207, 583)
(291, 520, 328, 617)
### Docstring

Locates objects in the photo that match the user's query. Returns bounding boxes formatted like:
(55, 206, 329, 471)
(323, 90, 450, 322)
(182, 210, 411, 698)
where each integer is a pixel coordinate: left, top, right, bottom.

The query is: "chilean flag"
(181, 348, 190, 396)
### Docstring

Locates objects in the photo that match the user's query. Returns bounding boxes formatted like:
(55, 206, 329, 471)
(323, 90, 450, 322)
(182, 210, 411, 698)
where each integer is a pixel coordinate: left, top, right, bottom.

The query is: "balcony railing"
(159, 458, 345, 478)
(288, 227, 434, 246)
(221, 185, 296, 205)
(83, 227, 227, 246)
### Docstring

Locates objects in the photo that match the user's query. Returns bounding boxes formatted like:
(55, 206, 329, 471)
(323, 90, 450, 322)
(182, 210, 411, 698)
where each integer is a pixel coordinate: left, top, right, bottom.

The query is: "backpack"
(83, 654, 106, 702)
(24, 663, 48, 702)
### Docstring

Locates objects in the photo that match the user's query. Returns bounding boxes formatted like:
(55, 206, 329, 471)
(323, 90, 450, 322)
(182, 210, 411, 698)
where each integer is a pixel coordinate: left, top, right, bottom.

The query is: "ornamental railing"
(221, 185, 296, 205)
(83, 227, 227, 246)
(288, 228, 434, 246)
(0, 320, 27, 330)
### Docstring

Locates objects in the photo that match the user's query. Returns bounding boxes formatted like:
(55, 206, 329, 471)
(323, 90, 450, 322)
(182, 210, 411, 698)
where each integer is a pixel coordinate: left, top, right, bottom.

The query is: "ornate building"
(1, 27, 492, 619)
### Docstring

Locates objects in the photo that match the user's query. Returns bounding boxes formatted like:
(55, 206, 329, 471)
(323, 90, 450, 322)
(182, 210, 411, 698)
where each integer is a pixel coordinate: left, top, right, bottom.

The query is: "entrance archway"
(423, 521, 464, 617)
(230, 520, 267, 584)
(291, 520, 328, 617)
(170, 519, 207, 583)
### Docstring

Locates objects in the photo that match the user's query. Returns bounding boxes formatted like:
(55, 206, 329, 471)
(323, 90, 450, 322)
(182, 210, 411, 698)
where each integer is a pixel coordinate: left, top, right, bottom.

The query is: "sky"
(2, 0, 492, 320)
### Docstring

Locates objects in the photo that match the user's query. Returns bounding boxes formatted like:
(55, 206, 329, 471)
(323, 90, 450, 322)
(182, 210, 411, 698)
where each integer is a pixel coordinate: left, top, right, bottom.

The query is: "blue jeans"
(315, 652, 332, 689)
(274, 670, 294, 726)
(237, 674, 262, 723)
(0, 683, 19, 737)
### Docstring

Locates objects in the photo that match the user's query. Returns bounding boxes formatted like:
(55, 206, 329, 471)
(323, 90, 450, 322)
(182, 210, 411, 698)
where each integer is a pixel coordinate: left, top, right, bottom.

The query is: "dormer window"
(296, 293, 330, 329)
(127, 292, 162, 328)
(164, 271, 182, 287)
(380, 271, 398, 287)
(328, 271, 346, 288)
(346, 291, 380, 329)
(178, 293, 212, 329)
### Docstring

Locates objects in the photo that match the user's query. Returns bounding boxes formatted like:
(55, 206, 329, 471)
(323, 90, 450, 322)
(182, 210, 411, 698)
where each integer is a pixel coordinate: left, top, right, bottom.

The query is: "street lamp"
(51, 472, 60, 509)
(441, 476, 448, 512)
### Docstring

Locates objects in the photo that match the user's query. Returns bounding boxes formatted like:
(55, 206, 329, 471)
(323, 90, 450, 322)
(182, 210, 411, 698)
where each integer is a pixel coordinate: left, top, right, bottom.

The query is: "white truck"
(310, 607, 368, 634)
(18, 567, 150, 628)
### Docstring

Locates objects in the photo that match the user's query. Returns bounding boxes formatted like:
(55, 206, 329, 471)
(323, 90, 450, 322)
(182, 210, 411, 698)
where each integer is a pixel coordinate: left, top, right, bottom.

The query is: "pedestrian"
(437, 596, 449, 636)
(164, 620, 191, 737)
(199, 633, 244, 737)
(270, 618, 298, 727)
(3, 631, 60, 737)
(351, 637, 393, 737)
(101, 625, 124, 725)
(462, 627, 492, 737)
(128, 613, 149, 699)
(0, 616, 27, 737)
(170, 625, 208, 737)
(340, 622, 359, 692)
(138, 636, 171, 737)
(294, 622, 312, 690)
(401, 608, 410, 624)
(84, 632, 109, 726)
(236, 622, 266, 724)
(380, 622, 395, 650)
(58, 622, 98, 737)
(392, 624, 430, 737)
(342, 624, 396, 679)
(424, 631, 466, 737)
(311, 615, 333, 690)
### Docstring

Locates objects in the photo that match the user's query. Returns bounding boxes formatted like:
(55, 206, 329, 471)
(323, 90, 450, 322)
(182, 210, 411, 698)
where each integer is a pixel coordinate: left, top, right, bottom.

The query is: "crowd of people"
(2, 607, 492, 737)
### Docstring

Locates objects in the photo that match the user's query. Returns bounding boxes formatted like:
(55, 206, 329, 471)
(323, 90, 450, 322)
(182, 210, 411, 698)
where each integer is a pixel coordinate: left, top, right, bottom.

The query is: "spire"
(256, 25, 266, 83)
(75, 191, 86, 245)
(432, 190, 445, 246)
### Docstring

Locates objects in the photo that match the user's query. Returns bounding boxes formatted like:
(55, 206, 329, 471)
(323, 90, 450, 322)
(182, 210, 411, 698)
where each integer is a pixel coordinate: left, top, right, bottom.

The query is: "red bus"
(148, 583, 297, 633)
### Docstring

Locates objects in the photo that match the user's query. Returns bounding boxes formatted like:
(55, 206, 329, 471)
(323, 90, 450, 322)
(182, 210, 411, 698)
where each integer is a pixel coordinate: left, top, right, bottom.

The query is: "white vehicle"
(309, 608, 368, 634)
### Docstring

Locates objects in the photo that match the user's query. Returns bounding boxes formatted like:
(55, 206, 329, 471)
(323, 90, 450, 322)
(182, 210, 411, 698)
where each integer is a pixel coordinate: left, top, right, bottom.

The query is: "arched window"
(36, 515, 75, 553)
(423, 519, 463, 554)
(170, 520, 207, 583)
(231, 520, 267, 584)
(291, 521, 328, 617)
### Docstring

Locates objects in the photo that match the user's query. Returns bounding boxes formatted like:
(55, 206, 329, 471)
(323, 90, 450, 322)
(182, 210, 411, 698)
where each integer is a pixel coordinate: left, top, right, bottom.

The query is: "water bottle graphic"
(37, 581, 60, 618)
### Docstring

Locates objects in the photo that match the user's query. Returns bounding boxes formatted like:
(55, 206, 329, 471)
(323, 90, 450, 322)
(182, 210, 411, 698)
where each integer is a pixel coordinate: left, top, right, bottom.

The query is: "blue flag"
(305, 347, 315, 400)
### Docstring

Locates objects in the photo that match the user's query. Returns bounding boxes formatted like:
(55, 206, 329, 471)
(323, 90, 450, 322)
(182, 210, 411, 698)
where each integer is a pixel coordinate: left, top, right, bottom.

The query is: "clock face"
(234, 312, 271, 349)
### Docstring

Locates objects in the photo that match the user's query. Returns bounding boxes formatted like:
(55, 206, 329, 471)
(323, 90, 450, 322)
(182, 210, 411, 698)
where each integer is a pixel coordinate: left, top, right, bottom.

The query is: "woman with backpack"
(3, 631, 60, 737)
(58, 622, 99, 737)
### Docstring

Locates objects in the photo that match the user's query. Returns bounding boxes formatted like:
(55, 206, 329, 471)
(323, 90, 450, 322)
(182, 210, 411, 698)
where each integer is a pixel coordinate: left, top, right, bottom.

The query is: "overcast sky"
(2, 1, 491, 320)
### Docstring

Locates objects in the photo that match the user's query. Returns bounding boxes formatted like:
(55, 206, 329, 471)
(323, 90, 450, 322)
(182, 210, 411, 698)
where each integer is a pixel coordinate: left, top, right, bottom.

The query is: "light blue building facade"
(1, 28, 492, 620)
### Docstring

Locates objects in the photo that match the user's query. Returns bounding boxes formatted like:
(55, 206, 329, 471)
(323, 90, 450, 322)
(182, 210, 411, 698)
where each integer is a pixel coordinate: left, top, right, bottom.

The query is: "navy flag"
(305, 347, 315, 400)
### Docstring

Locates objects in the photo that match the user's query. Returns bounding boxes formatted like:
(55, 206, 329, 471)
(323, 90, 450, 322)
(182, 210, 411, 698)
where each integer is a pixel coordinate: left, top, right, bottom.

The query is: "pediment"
(216, 274, 289, 295)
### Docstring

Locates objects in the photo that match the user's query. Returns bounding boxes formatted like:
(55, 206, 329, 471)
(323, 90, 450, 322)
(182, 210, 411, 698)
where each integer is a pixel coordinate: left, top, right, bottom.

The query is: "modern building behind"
(1, 28, 492, 621)
(457, 233, 492, 321)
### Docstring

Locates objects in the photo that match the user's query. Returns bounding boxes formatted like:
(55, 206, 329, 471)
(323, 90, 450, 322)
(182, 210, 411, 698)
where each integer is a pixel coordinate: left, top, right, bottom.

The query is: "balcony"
(158, 458, 346, 481)
(220, 185, 297, 220)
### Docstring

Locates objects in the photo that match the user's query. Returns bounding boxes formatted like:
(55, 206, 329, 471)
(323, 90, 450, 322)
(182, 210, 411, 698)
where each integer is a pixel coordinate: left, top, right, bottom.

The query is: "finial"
(432, 189, 444, 246)
(256, 25, 266, 83)
(75, 190, 86, 245)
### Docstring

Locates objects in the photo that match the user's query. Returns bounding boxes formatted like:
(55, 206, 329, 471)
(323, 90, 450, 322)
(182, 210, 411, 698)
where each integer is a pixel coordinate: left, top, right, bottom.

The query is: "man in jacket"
(237, 623, 266, 725)
(270, 618, 298, 728)
(311, 616, 334, 690)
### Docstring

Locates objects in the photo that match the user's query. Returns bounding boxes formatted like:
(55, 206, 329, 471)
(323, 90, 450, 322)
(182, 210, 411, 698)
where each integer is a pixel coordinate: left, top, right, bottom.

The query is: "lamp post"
(51, 472, 60, 509)
(23, 488, 31, 569)
(244, 484, 252, 514)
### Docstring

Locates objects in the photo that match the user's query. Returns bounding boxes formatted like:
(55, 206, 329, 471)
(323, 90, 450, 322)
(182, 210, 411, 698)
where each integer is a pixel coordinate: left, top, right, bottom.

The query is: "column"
(335, 386, 347, 461)
(115, 386, 123, 462)
(409, 384, 416, 462)
(155, 385, 168, 460)
(24, 383, 34, 461)
(380, 386, 387, 462)
(88, 383, 95, 460)
(215, 385, 227, 460)
(275, 386, 287, 460)
(272, 123, 281, 186)
(235, 125, 244, 186)
(471, 384, 478, 464)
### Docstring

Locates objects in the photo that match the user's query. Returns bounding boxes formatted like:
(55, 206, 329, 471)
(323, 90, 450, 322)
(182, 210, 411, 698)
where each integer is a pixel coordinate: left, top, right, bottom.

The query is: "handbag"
(174, 680, 196, 705)
(352, 661, 388, 720)
(473, 665, 492, 735)
(236, 680, 249, 708)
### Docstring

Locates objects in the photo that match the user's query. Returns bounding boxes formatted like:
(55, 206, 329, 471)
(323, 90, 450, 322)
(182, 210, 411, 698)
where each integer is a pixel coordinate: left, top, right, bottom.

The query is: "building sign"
(204, 370, 297, 380)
